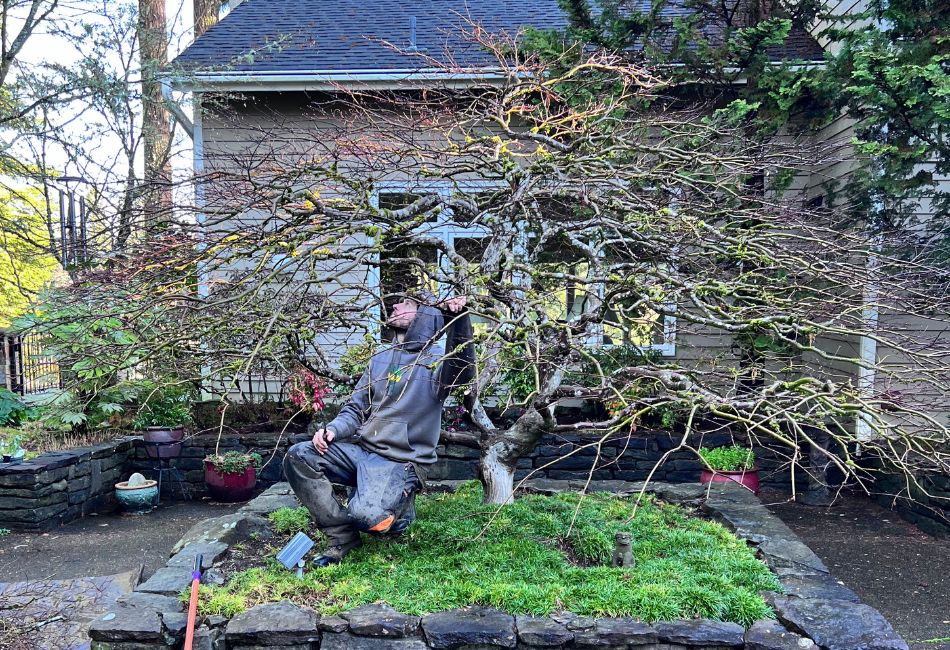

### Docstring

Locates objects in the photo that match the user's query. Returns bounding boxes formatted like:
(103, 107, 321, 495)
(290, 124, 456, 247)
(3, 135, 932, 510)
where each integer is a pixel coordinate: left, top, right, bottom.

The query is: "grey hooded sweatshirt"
(325, 303, 474, 479)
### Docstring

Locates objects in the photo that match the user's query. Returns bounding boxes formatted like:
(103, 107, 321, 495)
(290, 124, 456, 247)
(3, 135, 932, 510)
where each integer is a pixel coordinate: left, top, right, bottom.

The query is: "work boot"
(387, 491, 417, 537)
(312, 538, 362, 567)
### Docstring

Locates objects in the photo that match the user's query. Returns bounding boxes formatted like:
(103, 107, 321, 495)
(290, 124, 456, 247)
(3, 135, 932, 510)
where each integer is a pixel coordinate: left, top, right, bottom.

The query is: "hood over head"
(396, 289, 444, 353)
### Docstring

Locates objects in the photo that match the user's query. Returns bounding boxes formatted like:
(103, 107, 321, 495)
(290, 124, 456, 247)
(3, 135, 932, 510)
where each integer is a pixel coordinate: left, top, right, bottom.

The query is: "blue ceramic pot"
(115, 479, 159, 514)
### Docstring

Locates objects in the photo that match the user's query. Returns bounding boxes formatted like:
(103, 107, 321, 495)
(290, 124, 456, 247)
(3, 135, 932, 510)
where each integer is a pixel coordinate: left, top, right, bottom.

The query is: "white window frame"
(370, 180, 676, 357)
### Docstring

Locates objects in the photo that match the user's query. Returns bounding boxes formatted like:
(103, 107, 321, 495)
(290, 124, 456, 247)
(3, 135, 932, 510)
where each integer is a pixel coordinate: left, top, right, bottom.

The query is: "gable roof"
(171, 0, 824, 87)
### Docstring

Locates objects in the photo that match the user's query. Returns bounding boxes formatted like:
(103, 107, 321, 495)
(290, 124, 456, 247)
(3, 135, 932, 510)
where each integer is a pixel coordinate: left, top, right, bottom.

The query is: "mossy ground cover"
(193, 481, 780, 625)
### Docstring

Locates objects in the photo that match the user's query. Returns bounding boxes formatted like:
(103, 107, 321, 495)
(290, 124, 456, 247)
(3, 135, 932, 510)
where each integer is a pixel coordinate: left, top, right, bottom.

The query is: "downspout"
(856, 121, 888, 444)
(856, 240, 880, 443)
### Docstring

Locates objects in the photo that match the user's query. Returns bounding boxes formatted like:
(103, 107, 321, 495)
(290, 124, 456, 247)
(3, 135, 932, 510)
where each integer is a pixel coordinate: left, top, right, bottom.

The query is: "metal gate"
(2, 332, 61, 395)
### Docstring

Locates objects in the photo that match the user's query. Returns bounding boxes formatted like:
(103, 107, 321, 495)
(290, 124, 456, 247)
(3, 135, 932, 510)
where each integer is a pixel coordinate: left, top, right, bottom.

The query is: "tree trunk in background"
(137, 0, 172, 229)
(193, 0, 221, 38)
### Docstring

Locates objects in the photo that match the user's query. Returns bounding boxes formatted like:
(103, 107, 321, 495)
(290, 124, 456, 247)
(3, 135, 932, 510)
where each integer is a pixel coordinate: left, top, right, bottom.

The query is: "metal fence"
(2, 331, 62, 395)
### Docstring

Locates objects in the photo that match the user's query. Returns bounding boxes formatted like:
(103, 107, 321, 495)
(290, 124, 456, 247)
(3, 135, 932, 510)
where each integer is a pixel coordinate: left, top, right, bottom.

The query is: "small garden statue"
(612, 531, 635, 568)
(283, 290, 474, 566)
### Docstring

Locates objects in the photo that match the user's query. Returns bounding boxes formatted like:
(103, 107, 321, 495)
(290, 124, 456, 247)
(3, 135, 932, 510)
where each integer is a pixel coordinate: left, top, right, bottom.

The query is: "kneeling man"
(284, 291, 474, 565)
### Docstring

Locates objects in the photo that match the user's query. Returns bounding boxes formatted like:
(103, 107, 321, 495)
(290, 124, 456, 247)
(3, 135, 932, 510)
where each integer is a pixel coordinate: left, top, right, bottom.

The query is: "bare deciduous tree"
(33, 30, 950, 510)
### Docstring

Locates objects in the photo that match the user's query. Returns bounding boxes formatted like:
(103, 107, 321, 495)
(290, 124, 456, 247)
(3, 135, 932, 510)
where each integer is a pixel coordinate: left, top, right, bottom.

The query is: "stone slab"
(343, 603, 421, 637)
(773, 596, 909, 650)
(744, 619, 818, 650)
(88, 606, 164, 642)
(116, 591, 184, 613)
(422, 606, 517, 648)
(226, 600, 320, 645)
(655, 619, 744, 646)
(515, 615, 574, 646)
(134, 567, 195, 596)
(167, 541, 230, 570)
(172, 512, 271, 554)
(321, 631, 429, 650)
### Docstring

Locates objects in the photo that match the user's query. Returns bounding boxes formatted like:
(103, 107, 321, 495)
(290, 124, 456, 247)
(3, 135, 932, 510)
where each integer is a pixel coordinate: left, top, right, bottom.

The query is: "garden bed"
(201, 482, 778, 625)
(88, 480, 910, 649)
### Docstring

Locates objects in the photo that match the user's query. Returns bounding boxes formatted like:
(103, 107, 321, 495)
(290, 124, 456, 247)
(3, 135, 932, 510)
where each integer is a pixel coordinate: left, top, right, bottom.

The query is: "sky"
(11, 1, 204, 198)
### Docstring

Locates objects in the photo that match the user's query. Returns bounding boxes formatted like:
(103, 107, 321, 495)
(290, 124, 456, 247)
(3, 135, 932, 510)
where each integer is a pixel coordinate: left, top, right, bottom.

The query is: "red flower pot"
(204, 461, 257, 502)
(700, 468, 760, 495)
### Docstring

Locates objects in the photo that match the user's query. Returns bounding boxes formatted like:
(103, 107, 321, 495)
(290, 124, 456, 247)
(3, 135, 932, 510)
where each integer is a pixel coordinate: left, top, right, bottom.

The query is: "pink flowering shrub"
(288, 369, 332, 414)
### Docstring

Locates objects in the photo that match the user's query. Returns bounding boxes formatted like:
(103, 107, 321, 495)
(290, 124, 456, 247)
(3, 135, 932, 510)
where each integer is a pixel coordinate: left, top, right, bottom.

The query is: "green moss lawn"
(193, 481, 780, 625)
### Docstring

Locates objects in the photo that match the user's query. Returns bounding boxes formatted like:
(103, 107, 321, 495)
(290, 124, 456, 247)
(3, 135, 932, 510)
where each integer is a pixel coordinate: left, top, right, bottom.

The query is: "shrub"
(699, 445, 755, 472)
(0, 388, 36, 426)
(268, 507, 312, 535)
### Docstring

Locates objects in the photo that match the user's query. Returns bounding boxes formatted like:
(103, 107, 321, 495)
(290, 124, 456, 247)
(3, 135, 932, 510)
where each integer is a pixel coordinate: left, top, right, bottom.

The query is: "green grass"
(268, 507, 312, 535)
(194, 481, 780, 625)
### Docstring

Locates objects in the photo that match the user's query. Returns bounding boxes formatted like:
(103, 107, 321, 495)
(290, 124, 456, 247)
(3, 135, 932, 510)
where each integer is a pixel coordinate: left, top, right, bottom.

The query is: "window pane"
(603, 298, 667, 347)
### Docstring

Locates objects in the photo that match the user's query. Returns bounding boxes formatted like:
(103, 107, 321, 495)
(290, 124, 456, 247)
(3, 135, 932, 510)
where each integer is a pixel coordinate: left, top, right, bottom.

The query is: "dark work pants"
(283, 441, 419, 545)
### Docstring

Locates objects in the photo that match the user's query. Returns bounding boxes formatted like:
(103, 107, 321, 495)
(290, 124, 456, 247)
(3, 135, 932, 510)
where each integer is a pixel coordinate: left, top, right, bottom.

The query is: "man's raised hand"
(441, 296, 468, 313)
(312, 428, 335, 455)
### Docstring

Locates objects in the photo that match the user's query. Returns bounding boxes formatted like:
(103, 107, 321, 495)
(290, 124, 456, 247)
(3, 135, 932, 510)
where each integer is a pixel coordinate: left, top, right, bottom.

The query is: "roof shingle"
(171, 0, 824, 74)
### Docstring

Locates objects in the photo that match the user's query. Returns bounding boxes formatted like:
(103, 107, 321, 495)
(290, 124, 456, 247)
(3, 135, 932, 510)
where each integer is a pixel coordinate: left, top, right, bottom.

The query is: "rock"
(321, 631, 429, 649)
(319, 615, 350, 633)
(202, 568, 226, 587)
(320, 632, 429, 650)
(758, 537, 829, 573)
(115, 591, 184, 612)
(162, 611, 189, 637)
(571, 618, 658, 648)
(127, 472, 148, 487)
(655, 619, 744, 646)
(549, 611, 597, 631)
(422, 606, 517, 648)
(260, 482, 294, 496)
(88, 606, 164, 642)
(172, 512, 271, 554)
(206, 614, 230, 628)
(343, 603, 420, 637)
(135, 567, 195, 596)
(773, 596, 909, 650)
(192, 625, 225, 650)
(240, 492, 301, 515)
(167, 541, 229, 569)
(515, 615, 574, 646)
(779, 574, 860, 603)
(745, 619, 818, 650)
(225, 600, 320, 645)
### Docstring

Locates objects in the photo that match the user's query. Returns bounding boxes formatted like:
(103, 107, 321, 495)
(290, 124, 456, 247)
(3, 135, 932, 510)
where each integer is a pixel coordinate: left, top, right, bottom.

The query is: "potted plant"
(204, 451, 262, 502)
(131, 383, 195, 460)
(0, 435, 25, 464)
(698, 445, 759, 494)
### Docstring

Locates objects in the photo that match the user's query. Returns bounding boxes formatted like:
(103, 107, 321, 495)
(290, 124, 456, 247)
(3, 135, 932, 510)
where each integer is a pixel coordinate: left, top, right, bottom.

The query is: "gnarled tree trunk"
(478, 409, 546, 504)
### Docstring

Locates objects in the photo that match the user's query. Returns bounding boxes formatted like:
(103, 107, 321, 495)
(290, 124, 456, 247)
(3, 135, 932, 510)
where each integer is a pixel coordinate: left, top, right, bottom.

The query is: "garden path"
(761, 488, 950, 650)
(0, 500, 240, 649)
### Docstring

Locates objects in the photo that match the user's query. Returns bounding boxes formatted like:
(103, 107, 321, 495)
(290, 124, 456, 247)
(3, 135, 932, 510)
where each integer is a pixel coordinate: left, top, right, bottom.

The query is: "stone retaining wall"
(872, 471, 950, 537)
(126, 431, 297, 500)
(433, 431, 806, 490)
(0, 437, 136, 531)
(88, 480, 909, 650)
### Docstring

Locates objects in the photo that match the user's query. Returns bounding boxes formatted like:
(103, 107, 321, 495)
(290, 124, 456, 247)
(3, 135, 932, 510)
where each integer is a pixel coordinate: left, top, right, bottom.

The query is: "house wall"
(198, 90, 948, 437)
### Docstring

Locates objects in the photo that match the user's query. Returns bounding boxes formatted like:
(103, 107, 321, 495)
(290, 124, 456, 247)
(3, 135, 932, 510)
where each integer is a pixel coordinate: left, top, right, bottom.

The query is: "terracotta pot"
(143, 426, 185, 459)
(700, 468, 760, 495)
(204, 461, 257, 502)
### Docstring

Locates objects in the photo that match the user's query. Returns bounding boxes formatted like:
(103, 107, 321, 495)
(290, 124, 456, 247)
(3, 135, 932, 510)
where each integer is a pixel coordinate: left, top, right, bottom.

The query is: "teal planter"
(115, 479, 159, 514)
